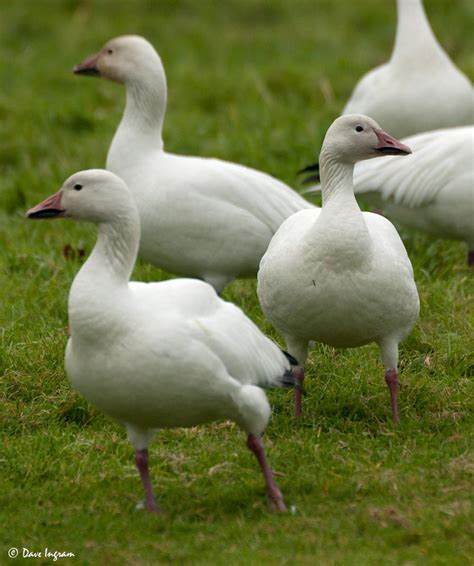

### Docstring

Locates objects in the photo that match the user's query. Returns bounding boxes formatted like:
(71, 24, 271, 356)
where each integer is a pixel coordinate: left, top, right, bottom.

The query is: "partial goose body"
(343, 0, 473, 138)
(74, 35, 313, 293)
(258, 115, 420, 421)
(304, 127, 474, 263)
(260, 208, 417, 350)
(27, 170, 294, 512)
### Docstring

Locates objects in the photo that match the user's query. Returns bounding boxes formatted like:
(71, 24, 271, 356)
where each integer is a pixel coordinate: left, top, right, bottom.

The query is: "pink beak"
(73, 52, 101, 76)
(26, 190, 65, 219)
(374, 129, 411, 156)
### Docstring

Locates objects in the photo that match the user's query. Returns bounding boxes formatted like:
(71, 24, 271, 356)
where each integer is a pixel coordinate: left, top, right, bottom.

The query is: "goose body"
(258, 115, 420, 421)
(74, 35, 313, 292)
(343, 0, 473, 137)
(27, 170, 293, 512)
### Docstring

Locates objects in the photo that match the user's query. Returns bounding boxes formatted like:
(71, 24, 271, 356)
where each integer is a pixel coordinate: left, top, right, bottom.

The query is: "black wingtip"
(282, 350, 299, 367)
(297, 162, 319, 175)
(301, 173, 321, 185)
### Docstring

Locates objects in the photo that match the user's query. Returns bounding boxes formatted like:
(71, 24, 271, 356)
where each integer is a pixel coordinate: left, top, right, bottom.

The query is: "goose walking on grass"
(258, 115, 420, 422)
(27, 169, 297, 512)
(73, 35, 314, 293)
(343, 0, 473, 138)
(304, 127, 474, 266)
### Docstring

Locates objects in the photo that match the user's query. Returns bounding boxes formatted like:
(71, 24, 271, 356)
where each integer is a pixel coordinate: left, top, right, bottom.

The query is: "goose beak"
(374, 129, 411, 156)
(26, 190, 65, 219)
(73, 52, 101, 76)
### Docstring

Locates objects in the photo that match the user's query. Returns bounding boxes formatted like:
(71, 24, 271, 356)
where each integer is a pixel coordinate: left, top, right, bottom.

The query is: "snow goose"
(26, 169, 298, 512)
(304, 127, 474, 265)
(258, 115, 420, 422)
(343, 0, 473, 138)
(73, 35, 314, 293)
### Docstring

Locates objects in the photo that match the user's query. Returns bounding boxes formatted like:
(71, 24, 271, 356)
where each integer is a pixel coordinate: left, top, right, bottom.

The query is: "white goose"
(343, 0, 473, 138)
(27, 169, 297, 512)
(73, 35, 314, 293)
(258, 115, 420, 422)
(305, 126, 474, 265)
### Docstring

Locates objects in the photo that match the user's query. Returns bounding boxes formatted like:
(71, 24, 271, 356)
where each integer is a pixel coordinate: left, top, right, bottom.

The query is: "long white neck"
(107, 65, 166, 172)
(319, 149, 358, 211)
(314, 149, 372, 266)
(391, 0, 448, 66)
(68, 208, 140, 337)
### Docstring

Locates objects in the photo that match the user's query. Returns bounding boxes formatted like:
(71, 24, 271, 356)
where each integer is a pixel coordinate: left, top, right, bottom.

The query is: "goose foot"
(135, 448, 160, 512)
(384, 368, 400, 424)
(246, 434, 286, 512)
(293, 367, 305, 417)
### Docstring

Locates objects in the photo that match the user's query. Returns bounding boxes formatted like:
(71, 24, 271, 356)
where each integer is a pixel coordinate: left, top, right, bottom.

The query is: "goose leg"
(135, 448, 159, 512)
(384, 368, 400, 424)
(467, 249, 474, 267)
(293, 367, 305, 417)
(283, 337, 308, 418)
(246, 434, 286, 512)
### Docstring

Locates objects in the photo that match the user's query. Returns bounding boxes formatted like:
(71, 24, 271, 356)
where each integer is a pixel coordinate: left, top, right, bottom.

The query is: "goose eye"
(74, 183, 83, 191)
(107, 48, 113, 55)
(355, 126, 364, 132)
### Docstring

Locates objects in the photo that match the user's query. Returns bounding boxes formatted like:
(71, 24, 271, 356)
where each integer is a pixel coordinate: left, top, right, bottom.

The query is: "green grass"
(1, 0, 473, 564)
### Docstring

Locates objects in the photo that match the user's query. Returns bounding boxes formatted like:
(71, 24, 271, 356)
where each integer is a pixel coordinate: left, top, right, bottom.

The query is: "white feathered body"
(66, 276, 289, 432)
(258, 207, 419, 349)
(343, 62, 473, 138)
(107, 147, 313, 284)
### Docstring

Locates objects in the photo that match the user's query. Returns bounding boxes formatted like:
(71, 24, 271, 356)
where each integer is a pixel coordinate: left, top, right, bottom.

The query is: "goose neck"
(109, 70, 166, 168)
(319, 150, 358, 209)
(78, 210, 140, 287)
(391, 0, 442, 64)
(124, 76, 166, 145)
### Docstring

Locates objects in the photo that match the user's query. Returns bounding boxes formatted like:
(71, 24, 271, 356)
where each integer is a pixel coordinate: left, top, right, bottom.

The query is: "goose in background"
(27, 169, 297, 512)
(73, 35, 314, 293)
(258, 115, 419, 422)
(343, 0, 473, 138)
(303, 127, 474, 266)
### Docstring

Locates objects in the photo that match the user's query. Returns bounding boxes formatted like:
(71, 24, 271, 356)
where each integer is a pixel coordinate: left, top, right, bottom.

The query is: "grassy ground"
(1, 0, 473, 564)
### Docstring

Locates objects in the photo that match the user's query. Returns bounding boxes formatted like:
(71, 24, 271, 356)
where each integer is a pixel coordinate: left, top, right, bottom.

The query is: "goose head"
(26, 169, 135, 224)
(321, 115, 412, 164)
(73, 35, 163, 85)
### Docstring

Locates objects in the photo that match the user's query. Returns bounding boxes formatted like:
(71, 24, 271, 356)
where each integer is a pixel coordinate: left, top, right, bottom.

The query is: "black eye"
(355, 126, 364, 132)
(74, 183, 83, 191)
(107, 48, 113, 54)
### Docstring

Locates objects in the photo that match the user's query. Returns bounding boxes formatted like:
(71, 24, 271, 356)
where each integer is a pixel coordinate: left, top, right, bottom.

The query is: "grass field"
(1, 0, 473, 564)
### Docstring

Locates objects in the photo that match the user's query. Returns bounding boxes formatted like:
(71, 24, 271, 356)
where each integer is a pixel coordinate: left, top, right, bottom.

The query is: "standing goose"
(27, 169, 296, 512)
(258, 115, 420, 422)
(343, 0, 473, 138)
(73, 35, 314, 293)
(304, 127, 474, 266)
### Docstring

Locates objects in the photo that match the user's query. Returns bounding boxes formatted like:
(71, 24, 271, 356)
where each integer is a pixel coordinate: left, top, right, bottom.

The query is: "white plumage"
(27, 169, 293, 512)
(74, 35, 313, 292)
(258, 115, 420, 422)
(343, 0, 473, 137)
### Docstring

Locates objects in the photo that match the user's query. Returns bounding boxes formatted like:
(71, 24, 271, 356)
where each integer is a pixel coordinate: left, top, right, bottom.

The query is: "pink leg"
(293, 366, 305, 417)
(135, 448, 159, 512)
(467, 249, 474, 267)
(385, 368, 400, 424)
(246, 434, 286, 512)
